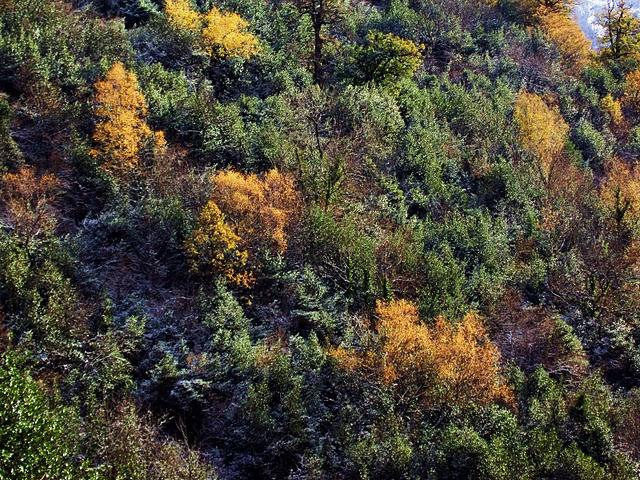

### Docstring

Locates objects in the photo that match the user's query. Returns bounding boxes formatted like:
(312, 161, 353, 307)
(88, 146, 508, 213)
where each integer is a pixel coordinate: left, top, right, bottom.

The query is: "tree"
(163, 0, 200, 32)
(354, 31, 423, 89)
(0, 353, 84, 480)
(164, 0, 259, 59)
(597, 0, 640, 61)
(0, 166, 60, 246)
(184, 199, 253, 288)
(332, 299, 513, 409)
(91, 62, 163, 179)
(622, 69, 640, 120)
(514, 91, 569, 183)
(600, 157, 640, 226)
(601, 94, 624, 128)
(536, 7, 592, 74)
(201, 8, 260, 58)
(291, 0, 345, 83)
(210, 169, 301, 255)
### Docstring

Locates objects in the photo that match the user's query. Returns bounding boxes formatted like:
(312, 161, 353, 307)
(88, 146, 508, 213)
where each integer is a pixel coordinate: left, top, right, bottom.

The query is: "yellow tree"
(164, 0, 201, 31)
(210, 169, 300, 255)
(331, 299, 513, 409)
(536, 8, 592, 74)
(91, 62, 163, 179)
(601, 94, 624, 128)
(184, 200, 253, 287)
(622, 69, 640, 121)
(514, 91, 569, 183)
(600, 158, 640, 226)
(202, 8, 260, 58)
(164, 0, 259, 59)
(0, 166, 60, 246)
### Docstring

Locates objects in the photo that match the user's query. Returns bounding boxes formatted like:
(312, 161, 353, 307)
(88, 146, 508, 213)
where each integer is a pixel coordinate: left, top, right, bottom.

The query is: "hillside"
(1, 0, 640, 478)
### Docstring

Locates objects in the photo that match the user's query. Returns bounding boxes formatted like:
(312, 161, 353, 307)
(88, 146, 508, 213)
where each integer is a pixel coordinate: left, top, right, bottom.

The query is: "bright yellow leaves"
(201, 8, 260, 58)
(536, 8, 592, 74)
(210, 169, 301, 255)
(0, 166, 60, 245)
(185, 169, 300, 287)
(514, 91, 569, 183)
(331, 299, 513, 409)
(600, 159, 640, 226)
(622, 69, 640, 115)
(185, 199, 253, 288)
(164, 0, 259, 59)
(601, 94, 624, 128)
(91, 62, 163, 179)
(164, 0, 200, 31)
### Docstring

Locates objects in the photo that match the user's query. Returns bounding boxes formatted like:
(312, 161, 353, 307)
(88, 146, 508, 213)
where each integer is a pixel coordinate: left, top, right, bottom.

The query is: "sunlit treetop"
(164, 0, 201, 32)
(514, 91, 569, 183)
(536, 7, 592, 74)
(600, 158, 640, 226)
(331, 299, 513, 409)
(91, 62, 161, 178)
(164, 0, 260, 59)
(202, 8, 260, 58)
(184, 199, 254, 288)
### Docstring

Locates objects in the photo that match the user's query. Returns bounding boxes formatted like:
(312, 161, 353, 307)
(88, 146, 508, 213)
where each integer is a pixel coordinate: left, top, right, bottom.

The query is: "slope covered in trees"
(1, 0, 640, 478)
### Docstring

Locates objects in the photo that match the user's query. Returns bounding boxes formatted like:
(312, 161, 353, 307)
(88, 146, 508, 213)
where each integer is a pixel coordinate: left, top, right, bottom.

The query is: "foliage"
(164, 0, 260, 59)
(352, 31, 423, 88)
(600, 157, 640, 225)
(0, 166, 60, 246)
(536, 7, 592, 74)
(210, 168, 301, 255)
(2, 0, 640, 477)
(91, 61, 163, 179)
(597, 0, 640, 61)
(184, 199, 253, 287)
(514, 91, 569, 182)
(333, 299, 513, 409)
(0, 352, 88, 480)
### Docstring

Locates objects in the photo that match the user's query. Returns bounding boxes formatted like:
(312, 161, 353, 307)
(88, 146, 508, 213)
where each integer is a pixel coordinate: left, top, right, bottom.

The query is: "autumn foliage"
(514, 91, 569, 183)
(600, 158, 640, 225)
(0, 166, 60, 245)
(91, 62, 164, 179)
(184, 199, 253, 287)
(536, 7, 592, 74)
(185, 169, 300, 286)
(210, 169, 301, 255)
(332, 299, 513, 409)
(164, 0, 259, 59)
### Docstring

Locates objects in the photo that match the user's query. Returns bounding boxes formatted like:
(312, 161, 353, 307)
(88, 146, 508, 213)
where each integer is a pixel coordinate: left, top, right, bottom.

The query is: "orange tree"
(330, 299, 513, 409)
(91, 62, 165, 181)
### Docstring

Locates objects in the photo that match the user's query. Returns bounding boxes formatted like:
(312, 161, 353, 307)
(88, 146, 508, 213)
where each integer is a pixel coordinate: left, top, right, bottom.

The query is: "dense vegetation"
(1, 0, 640, 478)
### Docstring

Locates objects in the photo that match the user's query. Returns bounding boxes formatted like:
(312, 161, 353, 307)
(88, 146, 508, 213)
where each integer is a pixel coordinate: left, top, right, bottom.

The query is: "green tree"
(597, 0, 640, 61)
(0, 353, 88, 480)
(354, 31, 423, 89)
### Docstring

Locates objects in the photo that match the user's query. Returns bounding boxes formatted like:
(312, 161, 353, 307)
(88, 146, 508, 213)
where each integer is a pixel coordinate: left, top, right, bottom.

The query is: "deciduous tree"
(514, 91, 569, 183)
(332, 299, 513, 409)
(597, 0, 640, 61)
(600, 157, 640, 226)
(184, 199, 253, 287)
(0, 166, 59, 246)
(91, 62, 163, 179)
(164, 0, 259, 59)
(536, 7, 592, 74)
(211, 169, 301, 255)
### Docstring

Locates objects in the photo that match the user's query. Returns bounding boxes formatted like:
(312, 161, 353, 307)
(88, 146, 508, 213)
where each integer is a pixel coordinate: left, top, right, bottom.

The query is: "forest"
(1, 0, 640, 478)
